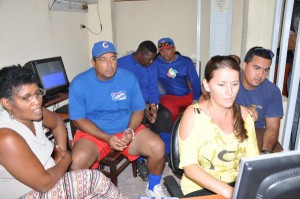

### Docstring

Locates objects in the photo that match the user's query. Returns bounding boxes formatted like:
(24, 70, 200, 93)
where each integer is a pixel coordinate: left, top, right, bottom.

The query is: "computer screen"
(232, 150, 300, 199)
(24, 56, 69, 100)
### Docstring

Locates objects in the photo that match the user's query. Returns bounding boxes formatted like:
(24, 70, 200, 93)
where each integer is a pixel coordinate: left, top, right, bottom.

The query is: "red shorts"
(160, 92, 193, 122)
(73, 125, 146, 169)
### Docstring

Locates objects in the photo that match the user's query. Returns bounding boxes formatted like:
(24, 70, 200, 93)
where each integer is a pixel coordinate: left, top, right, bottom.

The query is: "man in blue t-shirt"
(236, 46, 283, 154)
(69, 41, 167, 197)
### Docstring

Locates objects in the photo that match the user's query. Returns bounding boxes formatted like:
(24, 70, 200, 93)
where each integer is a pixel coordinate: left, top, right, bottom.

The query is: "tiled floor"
(117, 162, 180, 198)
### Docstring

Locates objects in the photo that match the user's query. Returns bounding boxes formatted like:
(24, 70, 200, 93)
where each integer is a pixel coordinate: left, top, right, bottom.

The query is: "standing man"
(69, 41, 167, 197)
(153, 37, 202, 123)
(118, 40, 173, 181)
(236, 46, 284, 154)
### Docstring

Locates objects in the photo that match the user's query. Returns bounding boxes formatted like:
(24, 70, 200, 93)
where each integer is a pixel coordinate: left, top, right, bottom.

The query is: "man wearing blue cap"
(69, 41, 167, 197)
(154, 38, 201, 121)
(153, 37, 202, 155)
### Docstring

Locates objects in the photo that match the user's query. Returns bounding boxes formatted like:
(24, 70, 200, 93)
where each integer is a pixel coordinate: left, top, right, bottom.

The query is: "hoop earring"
(9, 110, 14, 120)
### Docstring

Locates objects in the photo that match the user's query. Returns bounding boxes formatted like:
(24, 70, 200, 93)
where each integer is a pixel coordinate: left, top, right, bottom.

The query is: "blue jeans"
(287, 72, 300, 150)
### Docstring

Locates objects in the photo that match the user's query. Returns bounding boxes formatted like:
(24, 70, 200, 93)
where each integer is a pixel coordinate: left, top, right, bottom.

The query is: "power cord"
(80, 0, 103, 35)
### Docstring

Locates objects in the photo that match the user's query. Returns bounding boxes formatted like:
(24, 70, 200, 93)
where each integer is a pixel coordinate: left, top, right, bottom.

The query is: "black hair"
(244, 46, 274, 63)
(137, 40, 157, 54)
(204, 55, 247, 142)
(0, 65, 39, 99)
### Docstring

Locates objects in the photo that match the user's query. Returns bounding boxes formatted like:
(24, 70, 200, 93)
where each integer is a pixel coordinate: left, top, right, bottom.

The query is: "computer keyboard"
(55, 104, 69, 114)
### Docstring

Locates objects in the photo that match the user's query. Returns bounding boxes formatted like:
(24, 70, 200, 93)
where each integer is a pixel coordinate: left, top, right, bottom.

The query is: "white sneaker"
(145, 183, 168, 197)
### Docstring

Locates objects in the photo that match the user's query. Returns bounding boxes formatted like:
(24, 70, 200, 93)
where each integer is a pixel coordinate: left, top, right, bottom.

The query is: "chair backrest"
(169, 116, 183, 177)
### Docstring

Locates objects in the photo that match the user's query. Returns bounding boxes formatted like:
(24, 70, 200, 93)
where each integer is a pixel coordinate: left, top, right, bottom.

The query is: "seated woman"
(178, 56, 260, 199)
(0, 65, 126, 199)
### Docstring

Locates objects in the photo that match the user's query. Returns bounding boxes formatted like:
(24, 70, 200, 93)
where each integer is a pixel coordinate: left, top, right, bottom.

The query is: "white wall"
(112, 0, 198, 61)
(241, 0, 276, 58)
(86, 0, 114, 60)
(0, 0, 275, 80)
(0, 0, 91, 81)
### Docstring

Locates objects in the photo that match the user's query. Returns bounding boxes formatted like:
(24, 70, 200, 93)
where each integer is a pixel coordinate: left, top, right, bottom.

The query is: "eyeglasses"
(253, 47, 274, 58)
(17, 88, 46, 102)
(158, 42, 173, 48)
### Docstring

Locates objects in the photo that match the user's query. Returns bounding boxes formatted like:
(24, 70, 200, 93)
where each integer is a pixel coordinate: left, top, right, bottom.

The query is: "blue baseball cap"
(92, 41, 117, 58)
(157, 37, 175, 50)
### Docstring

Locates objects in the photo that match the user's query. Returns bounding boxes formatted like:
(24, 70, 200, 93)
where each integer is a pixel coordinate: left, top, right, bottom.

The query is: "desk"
(43, 93, 68, 107)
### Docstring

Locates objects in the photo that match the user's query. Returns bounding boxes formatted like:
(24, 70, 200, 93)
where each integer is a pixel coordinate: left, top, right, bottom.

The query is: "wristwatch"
(261, 150, 271, 154)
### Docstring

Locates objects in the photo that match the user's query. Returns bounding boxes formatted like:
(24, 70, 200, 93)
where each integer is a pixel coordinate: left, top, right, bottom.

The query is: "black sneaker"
(137, 159, 149, 181)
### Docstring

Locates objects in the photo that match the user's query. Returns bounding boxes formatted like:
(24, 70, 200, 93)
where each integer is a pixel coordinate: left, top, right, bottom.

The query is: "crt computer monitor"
(232, 150, 300, 199)
(24, 56, 69, 100)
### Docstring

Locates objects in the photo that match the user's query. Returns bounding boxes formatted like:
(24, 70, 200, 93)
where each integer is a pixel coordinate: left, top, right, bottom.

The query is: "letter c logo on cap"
(102, 42, 109, 48)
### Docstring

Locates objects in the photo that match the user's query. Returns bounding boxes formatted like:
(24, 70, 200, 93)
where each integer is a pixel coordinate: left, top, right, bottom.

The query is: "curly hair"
(0, 65, 39, 100)
(204, 55, 248, 142)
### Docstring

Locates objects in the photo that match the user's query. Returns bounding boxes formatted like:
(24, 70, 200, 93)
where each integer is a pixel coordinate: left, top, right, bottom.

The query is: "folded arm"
(184, 165, 233, 198)
(42, 107, 68, 151)
(0, 128, 71, 193)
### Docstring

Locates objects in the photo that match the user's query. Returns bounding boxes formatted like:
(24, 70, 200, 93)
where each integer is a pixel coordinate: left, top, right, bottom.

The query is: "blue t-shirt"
(69, 67, 146, 134)
(236, 77, 284, 128)
(153, 54, 201, 100)
(118, 53, 159, 104)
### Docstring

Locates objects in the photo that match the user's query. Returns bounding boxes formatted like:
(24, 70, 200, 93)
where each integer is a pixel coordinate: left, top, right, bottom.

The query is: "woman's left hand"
(53, 145, 70, 164)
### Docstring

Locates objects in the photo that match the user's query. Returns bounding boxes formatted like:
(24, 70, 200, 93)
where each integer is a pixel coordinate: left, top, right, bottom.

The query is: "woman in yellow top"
(178, 55, 259, 198)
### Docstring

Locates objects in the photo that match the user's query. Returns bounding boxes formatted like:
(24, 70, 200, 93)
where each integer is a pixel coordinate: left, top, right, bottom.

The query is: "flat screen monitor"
(232, 150, 300, 199)
(24, 56, 69, 101)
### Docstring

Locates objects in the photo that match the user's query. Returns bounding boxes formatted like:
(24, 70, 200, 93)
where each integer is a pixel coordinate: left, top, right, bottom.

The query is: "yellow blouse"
(179, 104, 259, 195)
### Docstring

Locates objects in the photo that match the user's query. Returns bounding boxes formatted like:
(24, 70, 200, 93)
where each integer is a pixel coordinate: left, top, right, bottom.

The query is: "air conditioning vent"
(49, 0, 97, 12)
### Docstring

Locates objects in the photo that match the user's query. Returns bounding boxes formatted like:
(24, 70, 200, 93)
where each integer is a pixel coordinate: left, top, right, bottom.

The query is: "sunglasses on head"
(158, 42, 173, 48)
(254, 47, 274, 58)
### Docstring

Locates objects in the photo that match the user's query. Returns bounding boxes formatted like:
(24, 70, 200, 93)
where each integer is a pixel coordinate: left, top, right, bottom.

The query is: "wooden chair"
(67, 120, 137, 187)
(99, 151, 137, 187)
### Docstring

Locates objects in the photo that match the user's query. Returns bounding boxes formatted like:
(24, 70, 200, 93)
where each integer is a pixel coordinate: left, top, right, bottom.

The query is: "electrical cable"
(83, 0, 103, 35)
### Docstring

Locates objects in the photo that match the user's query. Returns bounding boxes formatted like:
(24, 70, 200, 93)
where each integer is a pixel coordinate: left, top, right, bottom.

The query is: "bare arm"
(73, 110, 144, 151)
(127, 110, 144, 131)
(73, 118, 126, 150)
(179, 106, 233, 198)
(0, 128, 71, 193)
(42, 107, 68, 151)
(262, 117, 280, 152)
(184, 165, 233, 199)
(73, 118, 111, 142)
